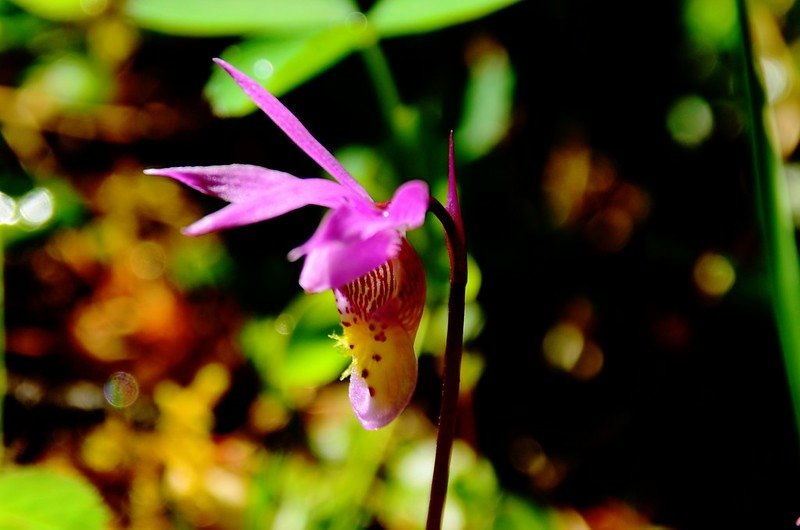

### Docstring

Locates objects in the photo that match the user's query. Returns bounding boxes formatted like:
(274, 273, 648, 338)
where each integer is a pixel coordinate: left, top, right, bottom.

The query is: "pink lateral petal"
(181, 178, 351, 235)
(213, 58, 371, 201)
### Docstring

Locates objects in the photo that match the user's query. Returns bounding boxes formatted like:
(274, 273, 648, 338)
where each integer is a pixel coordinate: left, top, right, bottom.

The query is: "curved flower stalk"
(145, 59, 429, 429)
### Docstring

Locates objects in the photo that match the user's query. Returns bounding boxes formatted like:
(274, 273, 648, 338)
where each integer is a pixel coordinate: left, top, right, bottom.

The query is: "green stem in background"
(736, 0, 800, 442)
(426, 134, 467, 530)
(359, 41, 426, 178)
(360, 43, 404, 137)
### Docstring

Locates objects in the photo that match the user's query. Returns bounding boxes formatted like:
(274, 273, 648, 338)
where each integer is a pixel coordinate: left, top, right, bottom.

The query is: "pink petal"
(339, 180, 430, 242)
(288, 180, 429, 291)
(144, 164, 299, 203)
(213, 59, 371, 201)
(181, 178, 352, 235)
(296, 229, 401, 292)
(383, 180, 429, 233)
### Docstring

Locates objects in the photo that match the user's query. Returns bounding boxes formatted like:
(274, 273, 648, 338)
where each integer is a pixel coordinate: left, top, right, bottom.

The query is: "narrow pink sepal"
(446, 131, 465, 244)
(144, 164, 298, 203)
(212, 58, 371, 201)
(151, 170, 352, 235)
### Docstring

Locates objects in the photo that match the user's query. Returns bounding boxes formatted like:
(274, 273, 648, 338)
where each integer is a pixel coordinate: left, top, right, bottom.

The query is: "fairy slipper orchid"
(145, 59, 429, 429)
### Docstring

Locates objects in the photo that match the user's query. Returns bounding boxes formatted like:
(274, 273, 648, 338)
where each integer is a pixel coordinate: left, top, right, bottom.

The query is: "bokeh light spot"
(542, 323, 584, 371)
(761, 56, 790, 103)
(684, 0, 737, 48)
(346, 11, 368, 31)
(274, 313, 295, 335)
(693, 252, 736, 297)
(570, 341, 604, 380)
(104, 371, 140, 408)
(65, 381, 105, 410)
(0, 192, 17, 225)
(667, 94, 714, 146)
(253, 59, 273, 80)
(129, 241, 166, 279)
(19, 188, 54, 227)
(586, 207, 633, 253)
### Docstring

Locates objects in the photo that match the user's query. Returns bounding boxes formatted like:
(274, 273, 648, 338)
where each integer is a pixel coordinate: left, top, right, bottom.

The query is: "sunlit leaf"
(368, 0, 519, 38)
(455, 44, 515, 162)
(0, 468, 110, 530)
(126, 0, 353, 36)
(7, 0, 95, 20)
(240, 292, 344, 391)
(206, 24, 370, 116)
(283, 338, 349, 387)
(283, 291, 346, 387)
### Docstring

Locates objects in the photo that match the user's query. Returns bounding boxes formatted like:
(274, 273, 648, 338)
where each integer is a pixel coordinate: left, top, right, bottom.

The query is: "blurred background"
(2, 0, 800, 528)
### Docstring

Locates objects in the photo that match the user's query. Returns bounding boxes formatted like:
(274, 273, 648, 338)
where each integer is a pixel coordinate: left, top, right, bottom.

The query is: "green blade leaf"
(125, 0, 354, 36)
(455, 44, 515, 162)
(736, 0, 800, 443)
(0, 468, 110, 530)
(205, 25, 370, 116)
(367, 0, 519, 38)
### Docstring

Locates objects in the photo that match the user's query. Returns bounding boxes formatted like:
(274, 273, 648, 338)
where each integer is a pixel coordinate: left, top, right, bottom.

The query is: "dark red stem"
(425, 191, 467, 529)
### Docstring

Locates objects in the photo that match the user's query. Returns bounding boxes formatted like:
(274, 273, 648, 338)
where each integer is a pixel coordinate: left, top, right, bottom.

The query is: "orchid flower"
(145, 59, 429, 429)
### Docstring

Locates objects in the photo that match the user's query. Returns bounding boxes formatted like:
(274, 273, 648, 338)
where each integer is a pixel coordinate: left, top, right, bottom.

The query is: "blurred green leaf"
(368, 0, 519, 38)
(240, 316, 287, 390)
(0, 468, 110, 530)
(168, 238, 233, 290)
(206, 24, 371, 116)
(0, 12, 48, 51)
(23, 53, 112, 107)
(240, 292, 345, 391)
(6, 0, 92, 21)
(684, 0, 738, 50)
(283, 338, 349, 387)
(493, 495, 559, 529)
(126, 0, 353, 36)
(455, 45, 515, 162)
(314, 421, 394, 530)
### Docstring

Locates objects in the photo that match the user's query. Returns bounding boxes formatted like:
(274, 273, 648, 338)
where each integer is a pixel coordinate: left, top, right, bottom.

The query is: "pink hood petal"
(296, 229, 401, 293)
(383, 180, 429, 233)
(213, 59, 371, 201)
